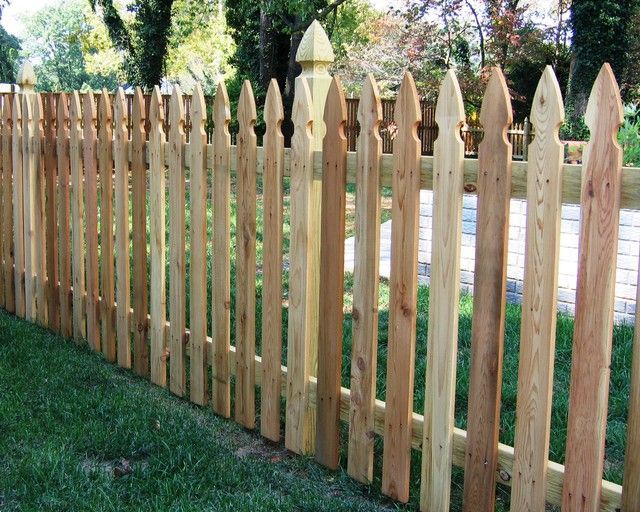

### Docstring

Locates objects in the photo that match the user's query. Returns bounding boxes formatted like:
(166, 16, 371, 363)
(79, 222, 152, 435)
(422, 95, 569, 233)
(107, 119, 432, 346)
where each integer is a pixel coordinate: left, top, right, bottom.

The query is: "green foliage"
(0, 25, 20, 83)
(619, 104, 640, 166)
(20, 0, 121, 91)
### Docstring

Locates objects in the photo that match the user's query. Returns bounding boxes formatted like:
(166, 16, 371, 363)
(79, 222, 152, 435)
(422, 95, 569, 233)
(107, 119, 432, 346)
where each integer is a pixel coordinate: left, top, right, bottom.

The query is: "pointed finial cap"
(17, 61, 36, 92)
(296, 20, 335, 67)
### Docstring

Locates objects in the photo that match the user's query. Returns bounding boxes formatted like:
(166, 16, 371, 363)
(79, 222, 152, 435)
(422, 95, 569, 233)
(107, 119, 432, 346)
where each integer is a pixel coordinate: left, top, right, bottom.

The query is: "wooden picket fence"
(0, 61, 639, 512)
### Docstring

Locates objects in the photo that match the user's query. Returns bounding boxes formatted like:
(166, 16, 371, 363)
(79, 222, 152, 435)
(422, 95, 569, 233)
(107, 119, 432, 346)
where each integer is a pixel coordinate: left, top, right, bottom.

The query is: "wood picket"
(2, 94, 15, 313)
(44, 94, 59, 332)
(56, 94, 71, 337)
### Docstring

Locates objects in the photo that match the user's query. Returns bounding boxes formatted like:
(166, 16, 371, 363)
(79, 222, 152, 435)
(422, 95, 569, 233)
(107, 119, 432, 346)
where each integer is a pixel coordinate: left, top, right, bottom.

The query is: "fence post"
(295, 20, 334, 377)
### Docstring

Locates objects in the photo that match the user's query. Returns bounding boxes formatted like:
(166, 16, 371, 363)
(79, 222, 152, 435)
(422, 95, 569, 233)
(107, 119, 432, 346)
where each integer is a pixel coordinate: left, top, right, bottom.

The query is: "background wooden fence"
(0, 56, 639, 512)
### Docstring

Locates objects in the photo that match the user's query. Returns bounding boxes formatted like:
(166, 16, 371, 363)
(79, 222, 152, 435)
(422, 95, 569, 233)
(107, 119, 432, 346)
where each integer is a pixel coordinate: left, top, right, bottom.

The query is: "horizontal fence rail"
(0, 60, 639, 512)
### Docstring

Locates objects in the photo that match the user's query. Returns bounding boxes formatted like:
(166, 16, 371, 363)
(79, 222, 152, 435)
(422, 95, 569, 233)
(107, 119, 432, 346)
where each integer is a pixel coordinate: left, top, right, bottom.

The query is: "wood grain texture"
(316, 75, 347, 470)
(98, 90, 115, 361)
(2, 95, 15, 313)
(285, 77, 315, 455)
(381, 72, 421, 503)
(44, 94, 59, 332)
(562, 63, 623, 512)
(622, 247, 640, 511)
(149, 86, 167, 387)
(463, 67, 513, 512)
(22, 93, 36, 321)
(189, 83, 208, 406)
(83, 91, 100, 351)
(212, 82, 231, 417)
(420, 69, 465, 512)
(168, 85, 186, 397)
(113, 88, 131, 367)
(235, 80, 257, 428)
(0, 98, 4, 309)
(33, 94, 47, 326)
(56, 94, 71, 336)
(510, 66, 564, 512)
(131, 88, 148, 377)
(12, 95, 25, 319)
(348, 74, 382, 484)
(260, 79, 285, 442)
(69, 91, 86, 341)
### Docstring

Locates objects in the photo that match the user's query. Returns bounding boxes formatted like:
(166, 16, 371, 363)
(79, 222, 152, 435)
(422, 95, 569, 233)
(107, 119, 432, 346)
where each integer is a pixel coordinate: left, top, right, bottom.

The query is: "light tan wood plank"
(22, 93, 36, 321)
(260, 79, 285, 442)
(33, 94, 47, 327)
(12, 94, 25, 319)
(98, 90, 115, 361)
(56, 94, 71, 337)
(2, 95, 15, 313)
(168, 85, 186, 397)
(463, 67, 513, 512)
(510, 66, 564, 512)
(381, 72, 421, 503)
(316, 75, 347, 470)
(113, 88, 130, 367)
(285, 77, 315, 455)
(149, 86, 167, 387)
(348, 75, 382, 484)
(44, 94, 59, 332)
(0, 98, 5, 309)
(131, 88, 149, 377)
(563, 63, 623, 512)
(212, 82, 231, 417)
(189, 84, 208, 406)
(420, 69, 465, 512)
(69, 91, 85, 340)
(83, 91, 100, 351)
(234, 80, 257, 428)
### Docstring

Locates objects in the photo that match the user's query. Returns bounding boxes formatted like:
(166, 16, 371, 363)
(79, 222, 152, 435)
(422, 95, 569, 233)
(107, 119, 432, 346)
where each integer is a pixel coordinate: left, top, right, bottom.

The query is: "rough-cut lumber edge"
(44, 94, 58, 331)
(285, 77, 316, 456)
(22, 92, 36, 321)
(56, 94, 71, 337)
(623, 242, 640, 511)
(510, 66, 564, 512)
(149, 86, 167, 387)
(562, 63, 623, 512)
(2, 94, 15, 313)
(83, 91, 100, 351)
(381, 72, 421, 503)
(11, 94, 25, 319)
(98, 90, 115, 361)
(315, 75, 347, 470)
(189, 83, 208, 406)
(33, 94, 47, 327)
(131, 87, 149, 377)
(348, 74, 382, 484)
(463, 67, 513, 512)
(168, 85, 186, 397)
(420, 69, 465, 512)
(113, 88, 131, 368)
(234, 80, 257, 429)
(212, 81, 232, 417)
(69, 91, 86, 341)
(260, 79, 285, 442)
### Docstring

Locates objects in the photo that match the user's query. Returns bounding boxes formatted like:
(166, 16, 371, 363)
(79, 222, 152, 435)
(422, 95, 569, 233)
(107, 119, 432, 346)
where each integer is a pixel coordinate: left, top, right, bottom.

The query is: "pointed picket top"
(83, 91, 97, 134)
(169, 84, 185, 133)
(292, 76, 313, 134)
(56, 93, 68, 135)
(323, 75, 347, 141)
(214, 81, 231, 135)
(479, 67, 513, 138)
(264, 79, 284, 129)
(584, 63, 623, 145)
(112, 88, 127, 141)
(149, 85, 165, 133)
(357, 74, 382, 141)
(132, 87, 145, 136)
(435, 69, 465, 141)
(296, 19, 335, 68)
(3, 92, 12, 127)
(530, 66, 564, 134)
(238, 80, 257, 136)
(394, 72, 421, 134)
(34, 93, 45, 131)
(17, 61, 36, 92)
(99, 89, 112, 138)
(191, 83, 207, 133)
(69, 91, 82, 128)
